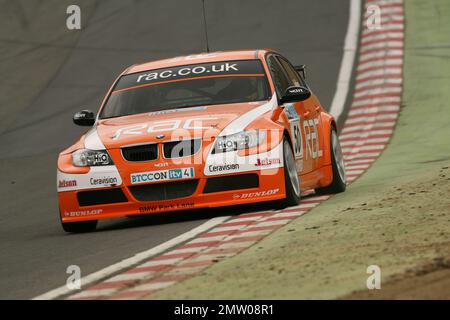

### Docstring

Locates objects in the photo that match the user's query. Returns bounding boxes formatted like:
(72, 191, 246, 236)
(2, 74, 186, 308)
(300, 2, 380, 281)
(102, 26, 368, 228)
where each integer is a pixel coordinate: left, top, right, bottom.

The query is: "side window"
(267, 55, 290, 97)
(278, 57, 306, 87)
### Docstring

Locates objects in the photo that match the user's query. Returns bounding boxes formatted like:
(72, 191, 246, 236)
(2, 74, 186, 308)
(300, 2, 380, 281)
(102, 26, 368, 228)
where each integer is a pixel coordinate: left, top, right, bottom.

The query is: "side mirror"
(73, 110, 95, 126)
(280, 86, 311, 104)
(294, 64, 306, 79)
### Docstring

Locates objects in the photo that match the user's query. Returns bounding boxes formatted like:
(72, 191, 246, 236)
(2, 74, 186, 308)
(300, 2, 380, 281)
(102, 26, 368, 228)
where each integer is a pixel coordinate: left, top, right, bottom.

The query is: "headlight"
(72, 149, 114, 167)
(214, 130, 266, 153)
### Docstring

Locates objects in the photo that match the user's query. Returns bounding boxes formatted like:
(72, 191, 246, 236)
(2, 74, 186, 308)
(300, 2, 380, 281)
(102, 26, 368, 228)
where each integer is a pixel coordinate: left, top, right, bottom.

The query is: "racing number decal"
(291, 121, 303, 159)
(284, 104, 303, 159)
(303, 118, 323, 160)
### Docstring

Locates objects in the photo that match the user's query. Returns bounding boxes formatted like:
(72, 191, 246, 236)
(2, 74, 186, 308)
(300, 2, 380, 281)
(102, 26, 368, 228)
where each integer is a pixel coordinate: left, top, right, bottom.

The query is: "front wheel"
(277, 137, 301, 208)
(61, 220, 98, 233)
(315, 128, 346, 194)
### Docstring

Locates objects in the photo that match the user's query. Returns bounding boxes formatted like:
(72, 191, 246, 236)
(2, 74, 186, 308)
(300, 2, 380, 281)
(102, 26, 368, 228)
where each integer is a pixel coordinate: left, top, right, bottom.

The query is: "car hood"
(94, 101, 270, 149)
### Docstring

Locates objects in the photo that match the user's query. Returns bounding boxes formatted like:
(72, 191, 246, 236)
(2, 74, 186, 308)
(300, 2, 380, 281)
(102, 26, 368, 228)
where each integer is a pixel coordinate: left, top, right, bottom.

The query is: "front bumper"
(58, 168, 286, 223)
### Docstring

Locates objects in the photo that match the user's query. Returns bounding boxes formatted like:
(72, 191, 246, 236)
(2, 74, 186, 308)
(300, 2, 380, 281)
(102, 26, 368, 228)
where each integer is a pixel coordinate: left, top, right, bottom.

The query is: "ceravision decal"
(204, 141, 284, 176)
(131, 167, 194, 185)
(208, 164, 240, 173)
(90, 176, 118, 186)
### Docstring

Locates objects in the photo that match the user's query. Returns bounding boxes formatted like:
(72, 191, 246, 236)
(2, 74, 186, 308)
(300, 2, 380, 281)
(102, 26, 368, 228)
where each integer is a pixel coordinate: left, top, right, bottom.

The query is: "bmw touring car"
(57, 49, 346, 232)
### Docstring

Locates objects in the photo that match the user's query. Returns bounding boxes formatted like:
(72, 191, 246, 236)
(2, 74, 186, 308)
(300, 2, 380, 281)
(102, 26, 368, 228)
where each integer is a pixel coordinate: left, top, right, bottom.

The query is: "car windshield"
(99, 60, 270, 119)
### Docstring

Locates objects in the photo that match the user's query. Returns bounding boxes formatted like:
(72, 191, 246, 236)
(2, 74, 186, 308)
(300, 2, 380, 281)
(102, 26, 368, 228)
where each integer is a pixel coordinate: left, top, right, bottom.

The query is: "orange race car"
(57, 49, 346, 232)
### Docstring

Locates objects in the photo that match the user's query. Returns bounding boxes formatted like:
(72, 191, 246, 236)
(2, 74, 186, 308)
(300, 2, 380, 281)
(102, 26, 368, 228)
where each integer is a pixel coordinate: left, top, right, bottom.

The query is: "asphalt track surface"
(0, 0, 350, 299)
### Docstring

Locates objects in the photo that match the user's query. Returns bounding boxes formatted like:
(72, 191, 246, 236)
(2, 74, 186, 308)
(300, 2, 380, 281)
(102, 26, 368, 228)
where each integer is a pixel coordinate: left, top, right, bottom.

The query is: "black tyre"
(315, 127, 346, 194)
(277, 137, 301, 208)
(62, 220, 98, 233)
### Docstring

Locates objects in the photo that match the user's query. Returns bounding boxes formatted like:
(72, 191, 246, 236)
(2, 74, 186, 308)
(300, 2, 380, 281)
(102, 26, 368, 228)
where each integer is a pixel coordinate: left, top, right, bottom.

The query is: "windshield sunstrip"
(113, 60, 267, 93)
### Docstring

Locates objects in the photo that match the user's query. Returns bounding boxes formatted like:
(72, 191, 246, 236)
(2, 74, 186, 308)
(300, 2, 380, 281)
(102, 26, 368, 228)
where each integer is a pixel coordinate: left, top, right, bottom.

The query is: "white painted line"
(360, 41, 403, 53)
(365, 0, 403, 5)
(355, 77, 402, 89)
(345, 160, 376, 167)
(362, 25, 404, 36)
(341, 137, 390, 146)
(361, 32, 404, 44)
(359, 49, 404, 62)
(345, 164, 370, 170)
(228, 215, 264, 223)
(343, 144, 386, 153)
(340, 128, 394, 138)
(329, 0, 361, 121)
(357, 58, 403, 71)
(255, 220, 291, 228)
(69, 288, 117, 300)
(344, 152, 382, 160)
(209, 225, 247, 233)
(226, 230, 272, 239)
(188, 235, 226, 243)
(285, 202, 319, 210)
(356, 67, 403, 80)
(32, 215, 230, 300)
(379, 7, 404, 15)
(352, 96, 401, 108)
(374, 17, 404, 27)
(358, 60, 403, 72)
(131, 281, 176, 291)
(343, 120, 397, 130)
(271, 211, 306, 218)
(168, 246, 208, 254)
(345, 114, 398, 125)
(348, 105, 400, 116)
(139, 258, 183, 268)
(105, 272, 155, 282)
(346, 170, 365, 175)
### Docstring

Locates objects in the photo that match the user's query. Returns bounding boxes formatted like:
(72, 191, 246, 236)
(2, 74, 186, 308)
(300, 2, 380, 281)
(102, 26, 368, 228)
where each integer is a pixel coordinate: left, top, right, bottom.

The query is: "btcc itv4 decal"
(131, 167, 194, 184)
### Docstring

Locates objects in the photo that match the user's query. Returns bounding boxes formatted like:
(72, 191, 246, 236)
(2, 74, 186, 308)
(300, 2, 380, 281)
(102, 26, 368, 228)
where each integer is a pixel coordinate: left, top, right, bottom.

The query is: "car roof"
(124, 49, 277, 74)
